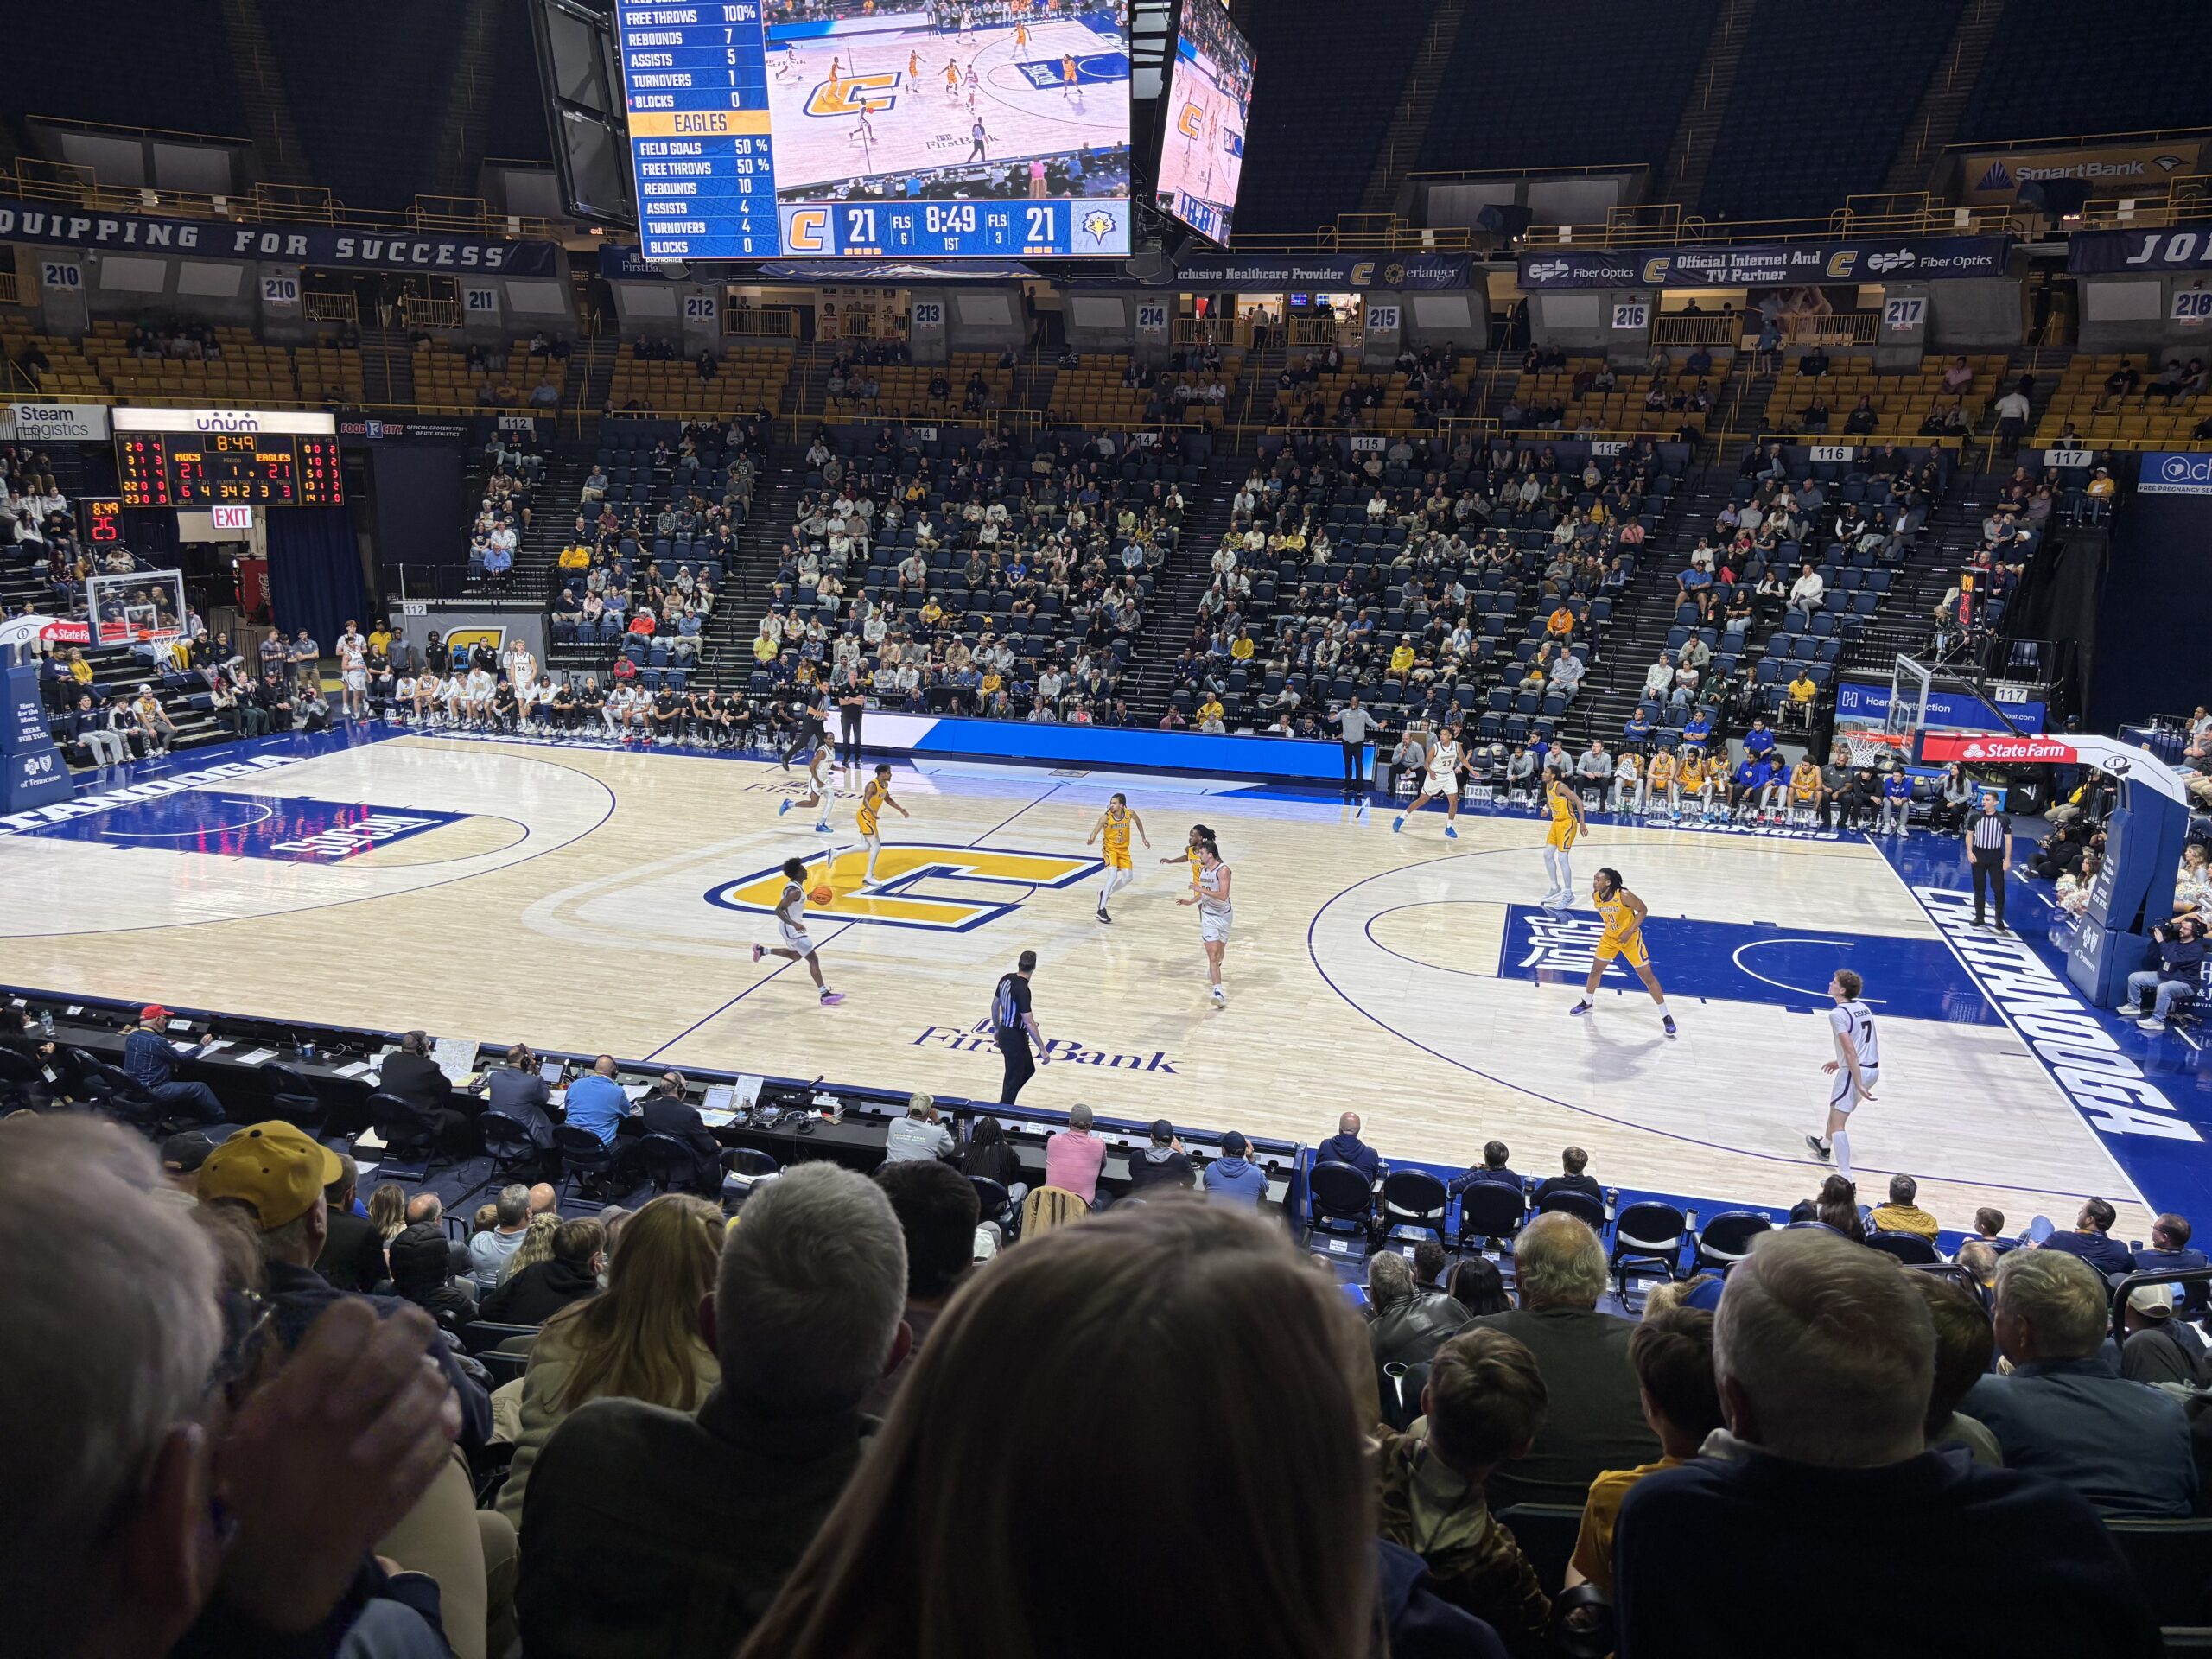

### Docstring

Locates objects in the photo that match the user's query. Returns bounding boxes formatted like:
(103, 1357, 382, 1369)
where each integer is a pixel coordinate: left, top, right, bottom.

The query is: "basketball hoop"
(1838, 728, 1909, 770)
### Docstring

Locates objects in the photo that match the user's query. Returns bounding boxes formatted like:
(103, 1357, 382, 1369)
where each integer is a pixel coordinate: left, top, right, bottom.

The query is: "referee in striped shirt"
(1964, 791, 2012, 931)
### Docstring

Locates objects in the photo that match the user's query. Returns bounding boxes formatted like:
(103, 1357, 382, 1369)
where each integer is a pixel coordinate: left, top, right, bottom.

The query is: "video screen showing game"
(761, 0, 1134, 255)
(1153, 0, 1251, 244)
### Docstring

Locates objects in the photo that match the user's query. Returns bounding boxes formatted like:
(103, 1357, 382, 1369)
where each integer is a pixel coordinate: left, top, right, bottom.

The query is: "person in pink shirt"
(1044, 1103, 1108, 1205)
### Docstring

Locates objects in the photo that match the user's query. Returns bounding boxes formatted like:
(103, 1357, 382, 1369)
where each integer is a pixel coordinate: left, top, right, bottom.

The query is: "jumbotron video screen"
(617, 0, 1134, 258)
(1154, 0, 1251, 245)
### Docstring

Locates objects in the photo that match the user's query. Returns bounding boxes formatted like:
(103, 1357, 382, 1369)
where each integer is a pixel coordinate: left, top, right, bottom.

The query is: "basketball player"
(1807, 969, 1878, 1179)
(1014, 18, 1028, 47)
(1610, 748, 1642, 815)
(1177, 837, 1233, 1006)
(779, 740, 836, 833)
(1392, 721, 1465, 840)
(779, 682, 830, 768)
(1539, 770, 1586, 910)
(907, 48, 921, 83)
(752, 856, 843, 1006)
(1085, 791, 1151, 923)
(856, 761, 910, 886)
(825, 54, 843, 93)
(1568, 868, 1676, 1038)
(1062, 53, 1082, 105)
(777, 41, 802, 79)
(1162, 823, 1213, 894)
(944, 58, 962, 99)
(1675, 746, 1705, 817)
(1789, 756, 1823, 825)
(849, 109, 876, 146)
(1645, 746, 1677, 817)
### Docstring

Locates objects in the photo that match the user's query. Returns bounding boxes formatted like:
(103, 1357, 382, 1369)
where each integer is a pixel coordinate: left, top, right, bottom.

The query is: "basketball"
(809, 883, 836, 906)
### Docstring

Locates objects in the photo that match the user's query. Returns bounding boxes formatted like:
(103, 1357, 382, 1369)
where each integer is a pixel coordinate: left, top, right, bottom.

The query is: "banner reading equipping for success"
(1517, 237, 2012, 290)
(0, 199, 561, 276)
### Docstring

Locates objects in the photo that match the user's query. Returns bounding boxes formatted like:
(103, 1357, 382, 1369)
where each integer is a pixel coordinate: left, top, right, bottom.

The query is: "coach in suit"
(627, 1071, 728, 1192)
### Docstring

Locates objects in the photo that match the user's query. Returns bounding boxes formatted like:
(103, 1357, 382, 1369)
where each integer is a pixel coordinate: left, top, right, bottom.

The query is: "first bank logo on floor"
(915, 1018, 1179, 1073)
(704, 842, 1103, 933)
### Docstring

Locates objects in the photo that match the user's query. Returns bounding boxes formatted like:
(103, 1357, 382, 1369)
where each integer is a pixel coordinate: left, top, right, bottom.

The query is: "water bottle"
(38, 1010, 54, 1039)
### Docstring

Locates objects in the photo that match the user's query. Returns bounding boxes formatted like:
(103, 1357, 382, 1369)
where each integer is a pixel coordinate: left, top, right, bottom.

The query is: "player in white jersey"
(779, 741, 836, 833)
(752, 856, 843, 1005)
(1177, 836, 1233, 1007)
(1392, 722, 1465, 840)
(1806, 969, 1878, 1180)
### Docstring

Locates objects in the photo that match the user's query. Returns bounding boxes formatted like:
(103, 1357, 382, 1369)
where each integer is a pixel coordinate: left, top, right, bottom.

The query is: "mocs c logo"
(805, 73, 899, 118)
(1177, 102, 1205, 137)
(785, 208, 829, 252)
(443, 627, 505, 655)
(705, 843, 1104, 933)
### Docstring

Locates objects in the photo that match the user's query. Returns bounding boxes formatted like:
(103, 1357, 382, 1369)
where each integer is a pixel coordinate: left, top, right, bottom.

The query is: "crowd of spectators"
(16, 1091, 2196, 1659)
(1191, 431, 1671, 739)
(744, 424, 1175, 724)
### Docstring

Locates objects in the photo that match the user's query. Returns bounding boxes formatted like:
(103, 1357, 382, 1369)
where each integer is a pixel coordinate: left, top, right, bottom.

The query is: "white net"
(1839, 728, 1909, 770)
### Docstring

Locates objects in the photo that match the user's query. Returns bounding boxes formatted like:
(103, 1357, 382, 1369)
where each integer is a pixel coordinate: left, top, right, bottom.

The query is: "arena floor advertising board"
(617, 0, 1133, 257)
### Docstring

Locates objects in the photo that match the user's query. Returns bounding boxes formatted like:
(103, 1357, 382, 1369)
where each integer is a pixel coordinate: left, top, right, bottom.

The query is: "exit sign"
(210, 504, 254, 531)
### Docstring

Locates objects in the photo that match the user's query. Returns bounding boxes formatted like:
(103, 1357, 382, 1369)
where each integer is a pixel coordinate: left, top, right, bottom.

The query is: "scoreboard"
(613, 0, 1132, 258)
(111, 409, 344, 508)
(79, 497, 124, 543)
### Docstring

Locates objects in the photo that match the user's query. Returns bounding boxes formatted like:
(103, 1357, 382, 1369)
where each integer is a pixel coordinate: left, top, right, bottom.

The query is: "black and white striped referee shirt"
(1967, 809, 2010, 855)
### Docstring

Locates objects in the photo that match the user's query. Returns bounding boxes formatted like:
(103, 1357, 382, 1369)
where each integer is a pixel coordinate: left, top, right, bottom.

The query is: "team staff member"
(992, 950, 1049, 1103)
(836, 668, 868, 771)
(1965, 791, 2012, 931)
(1334, 694, 1376, 800)
(122, 1005, 225, 1125)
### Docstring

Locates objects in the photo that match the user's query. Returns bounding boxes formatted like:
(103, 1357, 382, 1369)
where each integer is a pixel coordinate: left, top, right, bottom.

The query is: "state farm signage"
(1921, 733, 2077, 764)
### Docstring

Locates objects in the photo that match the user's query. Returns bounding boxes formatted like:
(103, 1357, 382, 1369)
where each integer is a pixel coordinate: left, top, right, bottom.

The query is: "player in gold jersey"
(1161, 822, 1213, 892)
(856, 762, 909, 886)
(1567, 867, 1676, 1037)
(1540, 772, 1586, 912)
(1084, 791, 1152, 924)
(1645, 747, 1677, 817)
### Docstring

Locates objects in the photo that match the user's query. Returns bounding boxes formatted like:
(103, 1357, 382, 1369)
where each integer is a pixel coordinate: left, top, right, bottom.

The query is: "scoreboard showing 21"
(615, 0, 1132, 258)
(112, 410, 344, 508)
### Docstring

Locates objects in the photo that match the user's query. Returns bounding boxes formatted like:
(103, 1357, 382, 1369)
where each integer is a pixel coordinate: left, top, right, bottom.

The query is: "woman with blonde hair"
(739, 1202, 1382, 1659)
(494, 1192, 723, 1528)
(365, 1179, 409, 1243)
(498, 1212, 561, 1283)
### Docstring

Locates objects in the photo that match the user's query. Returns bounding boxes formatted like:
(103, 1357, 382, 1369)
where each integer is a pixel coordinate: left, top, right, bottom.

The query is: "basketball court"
(9, 722, 2206, 1236)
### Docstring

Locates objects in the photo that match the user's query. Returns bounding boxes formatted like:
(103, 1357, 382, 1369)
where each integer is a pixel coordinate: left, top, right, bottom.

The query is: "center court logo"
(703, 842, 1103, 932)
(804, 73, 899, 117)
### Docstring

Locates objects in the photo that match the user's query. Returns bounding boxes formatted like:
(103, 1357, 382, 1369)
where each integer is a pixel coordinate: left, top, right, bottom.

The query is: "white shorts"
(1200, 907, 1232, 944)
(344, 668, 366, 691)
(1830, 1065, 1878, 1113)
(1422, 771, 1456, 798)
(779, 925, 816, 955)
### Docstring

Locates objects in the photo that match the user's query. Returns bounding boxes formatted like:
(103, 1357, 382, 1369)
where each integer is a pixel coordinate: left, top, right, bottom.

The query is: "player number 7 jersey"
(1830, 1000, 1878, 1070)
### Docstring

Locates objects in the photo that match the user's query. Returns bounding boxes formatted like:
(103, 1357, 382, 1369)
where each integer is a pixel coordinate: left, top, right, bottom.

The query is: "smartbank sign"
(1918, 887, 2197, 1145)
(0, 754, 295, 835)
(111, 407, 337, 437)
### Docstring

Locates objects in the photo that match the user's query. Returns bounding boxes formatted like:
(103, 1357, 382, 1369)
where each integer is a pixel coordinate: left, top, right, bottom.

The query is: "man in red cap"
(122, 1005, 224, 1124)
